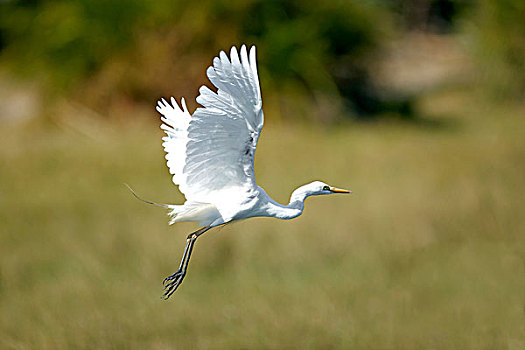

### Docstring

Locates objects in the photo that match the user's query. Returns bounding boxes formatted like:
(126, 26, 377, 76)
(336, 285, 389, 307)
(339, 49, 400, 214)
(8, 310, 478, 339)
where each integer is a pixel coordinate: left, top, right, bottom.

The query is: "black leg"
(162, 226, 211, 299)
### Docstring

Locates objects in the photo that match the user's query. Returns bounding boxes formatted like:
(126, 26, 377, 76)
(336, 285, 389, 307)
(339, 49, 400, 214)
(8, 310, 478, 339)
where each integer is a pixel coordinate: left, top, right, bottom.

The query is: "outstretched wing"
(157, 45, 264, 203)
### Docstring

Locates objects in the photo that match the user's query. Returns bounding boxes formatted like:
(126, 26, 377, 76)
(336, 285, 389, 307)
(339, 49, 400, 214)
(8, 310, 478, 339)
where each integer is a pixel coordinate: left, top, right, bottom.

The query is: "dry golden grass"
(1, 90, 524, 349)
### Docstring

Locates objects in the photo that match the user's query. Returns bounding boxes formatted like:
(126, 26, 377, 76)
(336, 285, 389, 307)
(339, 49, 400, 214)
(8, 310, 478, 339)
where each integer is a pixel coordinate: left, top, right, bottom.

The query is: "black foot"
(162, 269, 186, 299)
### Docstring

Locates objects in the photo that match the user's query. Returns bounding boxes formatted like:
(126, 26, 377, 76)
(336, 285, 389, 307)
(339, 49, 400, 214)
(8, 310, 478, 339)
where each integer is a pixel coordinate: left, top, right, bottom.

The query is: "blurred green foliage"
(0, 0, 404, 120)
(0, 0, 175, 87)
(387, 0, 472, 32)
(0, 0, 524, 121)
(235, 0, 395, 116)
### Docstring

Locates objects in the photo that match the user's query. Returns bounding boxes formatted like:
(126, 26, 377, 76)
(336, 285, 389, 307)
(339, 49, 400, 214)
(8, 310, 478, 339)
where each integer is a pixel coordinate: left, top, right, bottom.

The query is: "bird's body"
(149, 45, 350, 298)
(165, 183, 329, 226)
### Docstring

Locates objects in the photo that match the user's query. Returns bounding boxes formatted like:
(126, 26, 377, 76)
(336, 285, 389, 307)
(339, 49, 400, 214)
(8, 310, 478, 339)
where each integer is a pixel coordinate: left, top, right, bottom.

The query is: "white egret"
(142, 45, 351, 299)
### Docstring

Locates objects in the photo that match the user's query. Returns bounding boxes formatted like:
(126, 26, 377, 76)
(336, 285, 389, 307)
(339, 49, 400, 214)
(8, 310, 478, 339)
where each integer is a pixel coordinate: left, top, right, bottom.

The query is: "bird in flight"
(145, 45, 351, 299)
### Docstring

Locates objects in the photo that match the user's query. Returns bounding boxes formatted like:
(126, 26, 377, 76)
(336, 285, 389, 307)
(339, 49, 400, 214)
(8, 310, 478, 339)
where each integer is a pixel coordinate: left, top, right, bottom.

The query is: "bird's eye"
(322, 185, 330, 191)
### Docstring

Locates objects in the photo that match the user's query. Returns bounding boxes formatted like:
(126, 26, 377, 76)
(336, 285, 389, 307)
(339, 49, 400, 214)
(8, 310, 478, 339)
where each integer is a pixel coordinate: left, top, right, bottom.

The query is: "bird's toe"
(162, 270, 185, 299)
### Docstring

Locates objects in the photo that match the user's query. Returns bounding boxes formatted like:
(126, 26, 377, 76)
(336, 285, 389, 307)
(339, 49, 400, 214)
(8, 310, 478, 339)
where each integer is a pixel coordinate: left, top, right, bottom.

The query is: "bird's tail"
(167, 205, 187, 225)
(125, 184, 221, 227)
(168, 202, 222, 226)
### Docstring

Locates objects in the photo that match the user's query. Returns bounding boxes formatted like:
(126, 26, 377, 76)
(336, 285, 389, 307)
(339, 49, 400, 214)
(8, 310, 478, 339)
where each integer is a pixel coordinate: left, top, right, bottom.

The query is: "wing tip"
(156, 96, 192, 116)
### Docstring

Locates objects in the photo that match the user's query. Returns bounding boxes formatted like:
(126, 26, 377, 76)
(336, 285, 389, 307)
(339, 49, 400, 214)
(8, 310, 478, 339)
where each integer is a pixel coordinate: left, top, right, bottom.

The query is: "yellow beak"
(330, 187, 352, 194)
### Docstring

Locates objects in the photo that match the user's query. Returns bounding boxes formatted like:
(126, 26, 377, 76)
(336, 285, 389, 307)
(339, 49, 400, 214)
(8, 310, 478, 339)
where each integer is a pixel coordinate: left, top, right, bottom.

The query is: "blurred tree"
(0, 0, 416, 122)
(387, 0, 472, 33)
(0, 0, 176, 88)
(231, 0, 412, 119)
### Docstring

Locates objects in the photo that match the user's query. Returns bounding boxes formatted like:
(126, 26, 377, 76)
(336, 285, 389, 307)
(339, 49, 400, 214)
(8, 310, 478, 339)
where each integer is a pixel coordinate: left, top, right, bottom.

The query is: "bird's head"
(302, 181, 352, 197)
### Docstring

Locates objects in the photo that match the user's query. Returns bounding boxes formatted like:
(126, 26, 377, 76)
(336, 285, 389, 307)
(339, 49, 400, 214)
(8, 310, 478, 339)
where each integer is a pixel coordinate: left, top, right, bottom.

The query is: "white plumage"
(157, 46, 263, 227)
(150, 45, 350, 298)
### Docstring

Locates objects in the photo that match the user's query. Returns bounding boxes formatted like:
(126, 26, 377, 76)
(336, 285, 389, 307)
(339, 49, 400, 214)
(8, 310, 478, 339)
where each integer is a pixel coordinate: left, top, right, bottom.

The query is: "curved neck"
(263, 185, 310, 220)
(289, 186, 310, 209)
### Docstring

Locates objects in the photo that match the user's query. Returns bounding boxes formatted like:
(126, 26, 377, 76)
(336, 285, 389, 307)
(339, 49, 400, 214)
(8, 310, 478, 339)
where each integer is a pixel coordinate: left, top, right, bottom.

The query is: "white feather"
(157, 45, 263, 225)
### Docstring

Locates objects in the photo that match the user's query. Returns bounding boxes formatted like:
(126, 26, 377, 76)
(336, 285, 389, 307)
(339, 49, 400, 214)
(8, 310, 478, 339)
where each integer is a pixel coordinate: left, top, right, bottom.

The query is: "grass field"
(1, 90, 524, 349)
